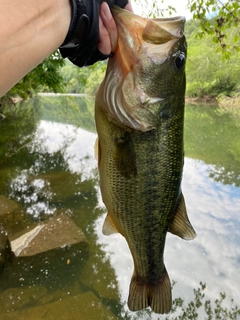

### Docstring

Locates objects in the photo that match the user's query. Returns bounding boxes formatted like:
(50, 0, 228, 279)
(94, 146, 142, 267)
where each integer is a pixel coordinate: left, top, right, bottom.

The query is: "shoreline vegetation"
(3, 93, 240, 106)
(0, 18, 239, 111)
(186, 95, 240, 108)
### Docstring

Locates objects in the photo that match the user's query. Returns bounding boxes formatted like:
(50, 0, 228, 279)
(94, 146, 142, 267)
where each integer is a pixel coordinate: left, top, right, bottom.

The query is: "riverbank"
(186, 94, 240, 109)
(185, 96, 217, 105)
(1, 93, 240, 111)
(218, 94, 240, 108)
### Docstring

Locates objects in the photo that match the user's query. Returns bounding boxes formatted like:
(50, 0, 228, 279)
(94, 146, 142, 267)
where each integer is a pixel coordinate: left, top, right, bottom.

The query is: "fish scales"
(96, 103, 183, 275)
(95, 7, 196, 315)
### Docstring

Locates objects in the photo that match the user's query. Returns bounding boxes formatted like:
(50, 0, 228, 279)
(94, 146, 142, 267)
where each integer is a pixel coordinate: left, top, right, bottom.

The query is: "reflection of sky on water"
(11, 119, 240, 317)
(181, 158, 240, 298)
(96, 158, 240, 318)
(10, 120, 98, 217)
(33, 120, 97, 178)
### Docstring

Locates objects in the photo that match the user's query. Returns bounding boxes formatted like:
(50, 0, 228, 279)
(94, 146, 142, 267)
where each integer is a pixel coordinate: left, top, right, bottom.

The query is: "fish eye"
(174, 53, 185, 69)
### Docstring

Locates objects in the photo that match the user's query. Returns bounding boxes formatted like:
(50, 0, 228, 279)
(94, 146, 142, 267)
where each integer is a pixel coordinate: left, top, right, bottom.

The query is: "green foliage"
(184, 104, 240, 187)
(0, 51, 64, 106)
(139, 0, 240, 58)
(1, 0, 240, 102)
(185, 19, 240, 98)
(187, 0, 240, 59)
(60, 60, 107, 95)
(133, 0, 177, 18)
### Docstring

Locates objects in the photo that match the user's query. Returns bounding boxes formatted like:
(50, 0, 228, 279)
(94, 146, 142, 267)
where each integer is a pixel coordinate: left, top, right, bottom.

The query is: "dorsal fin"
(168, 193, 196, 240)
(102, 213, 119, 236)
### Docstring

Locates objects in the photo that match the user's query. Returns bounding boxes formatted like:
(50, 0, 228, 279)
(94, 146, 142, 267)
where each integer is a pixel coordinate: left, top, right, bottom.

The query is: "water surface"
(0, 96, 239, 319)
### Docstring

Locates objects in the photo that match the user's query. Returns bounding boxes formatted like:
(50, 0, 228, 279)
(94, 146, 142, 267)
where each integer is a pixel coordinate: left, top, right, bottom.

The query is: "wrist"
(61, 0, 88, 48)
(59, 0, 98, 65)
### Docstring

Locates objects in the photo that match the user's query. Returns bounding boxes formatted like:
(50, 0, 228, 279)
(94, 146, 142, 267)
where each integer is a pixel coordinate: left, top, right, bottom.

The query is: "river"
(0, 96, 239, 320)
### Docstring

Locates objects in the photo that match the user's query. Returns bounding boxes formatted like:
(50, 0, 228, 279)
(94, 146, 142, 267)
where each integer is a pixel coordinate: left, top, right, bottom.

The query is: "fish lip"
(153, 16, 186, 22)
(152, 16, 186, 38)
(112, 7, 186, 38)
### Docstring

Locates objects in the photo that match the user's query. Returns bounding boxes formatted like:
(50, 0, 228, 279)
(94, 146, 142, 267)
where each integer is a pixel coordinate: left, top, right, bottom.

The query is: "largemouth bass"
(95, 7, 196, 314)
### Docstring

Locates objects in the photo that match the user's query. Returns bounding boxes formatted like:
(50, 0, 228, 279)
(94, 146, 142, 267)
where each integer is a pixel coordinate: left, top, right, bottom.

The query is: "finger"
(99, 2, 118, 53)
(98, 15, 111, 55)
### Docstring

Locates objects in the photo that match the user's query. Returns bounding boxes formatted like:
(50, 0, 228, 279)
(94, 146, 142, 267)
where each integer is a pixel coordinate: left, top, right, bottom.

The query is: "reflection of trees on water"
(32, 95, 96, 132)
(3, 145, 133, 319)
(184, 104, 240, 187)
(122, 282, 240, 319)
(0, 103, 37, 163)
(0, 98, 127, 318)
(1, 98, 240, 319)
(165, 282, 240, 320)
(209, 165, 240, 187)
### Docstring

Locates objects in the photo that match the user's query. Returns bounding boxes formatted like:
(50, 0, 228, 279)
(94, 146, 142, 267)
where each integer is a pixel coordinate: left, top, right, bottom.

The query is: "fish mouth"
(96, 8, 186, 131)
(111, 7, 185, 70)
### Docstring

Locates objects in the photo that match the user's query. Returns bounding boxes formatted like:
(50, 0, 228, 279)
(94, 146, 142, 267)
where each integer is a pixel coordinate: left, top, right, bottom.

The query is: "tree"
(1, 0, 239, 104)
(60, 60, 106, 95)
(187, 0, 240, 59)
(185, 19, 240, 99)
(134, 0, 240, 59)
(0, 51, 64, 107)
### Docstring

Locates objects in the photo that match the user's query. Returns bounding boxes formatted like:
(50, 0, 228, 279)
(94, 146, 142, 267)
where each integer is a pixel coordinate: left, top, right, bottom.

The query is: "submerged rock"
(10, 213, 86, 257)
(1, 214, 89, 290)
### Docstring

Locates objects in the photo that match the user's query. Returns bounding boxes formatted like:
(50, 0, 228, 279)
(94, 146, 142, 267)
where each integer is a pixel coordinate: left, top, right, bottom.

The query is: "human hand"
(59, 0, 133, 67)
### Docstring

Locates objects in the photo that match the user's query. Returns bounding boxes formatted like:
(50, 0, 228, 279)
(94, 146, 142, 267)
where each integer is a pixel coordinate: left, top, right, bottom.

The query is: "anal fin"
(169, 193, 196, 240)
(102, 213, 119, 236)
(128, 267, 172, 314)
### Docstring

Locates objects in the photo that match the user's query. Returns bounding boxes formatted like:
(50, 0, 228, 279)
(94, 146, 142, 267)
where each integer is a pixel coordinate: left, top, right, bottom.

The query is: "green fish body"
(95, 7, 196, 314)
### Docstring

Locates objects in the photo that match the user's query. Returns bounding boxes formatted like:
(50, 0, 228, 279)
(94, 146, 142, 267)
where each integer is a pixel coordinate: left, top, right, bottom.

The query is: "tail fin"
(127, 268, 172, 314)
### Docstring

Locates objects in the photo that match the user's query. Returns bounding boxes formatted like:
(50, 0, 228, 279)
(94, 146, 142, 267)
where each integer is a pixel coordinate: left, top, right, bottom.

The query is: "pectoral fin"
(168, 193, 196, 240)
(114, 133, 137, 178)
(102, 213, 119, 236)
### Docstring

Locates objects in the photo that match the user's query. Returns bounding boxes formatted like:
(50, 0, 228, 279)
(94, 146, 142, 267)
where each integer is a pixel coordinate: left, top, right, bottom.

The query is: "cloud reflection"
(9, 120, 98, 218)
(8, 117, 240, 317)
(33, 120, 97, 178)
(95, 157, 240, 318)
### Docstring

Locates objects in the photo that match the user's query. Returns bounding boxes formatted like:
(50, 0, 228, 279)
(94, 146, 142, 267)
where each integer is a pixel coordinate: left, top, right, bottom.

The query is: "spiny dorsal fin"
(128, 267, 172, 314)
(102, 213, 119, 236)
(168, 193, 196, 240)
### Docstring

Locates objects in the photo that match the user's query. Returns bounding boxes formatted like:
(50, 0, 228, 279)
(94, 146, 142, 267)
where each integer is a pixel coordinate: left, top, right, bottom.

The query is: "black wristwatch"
(59, 0, 128, 67)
